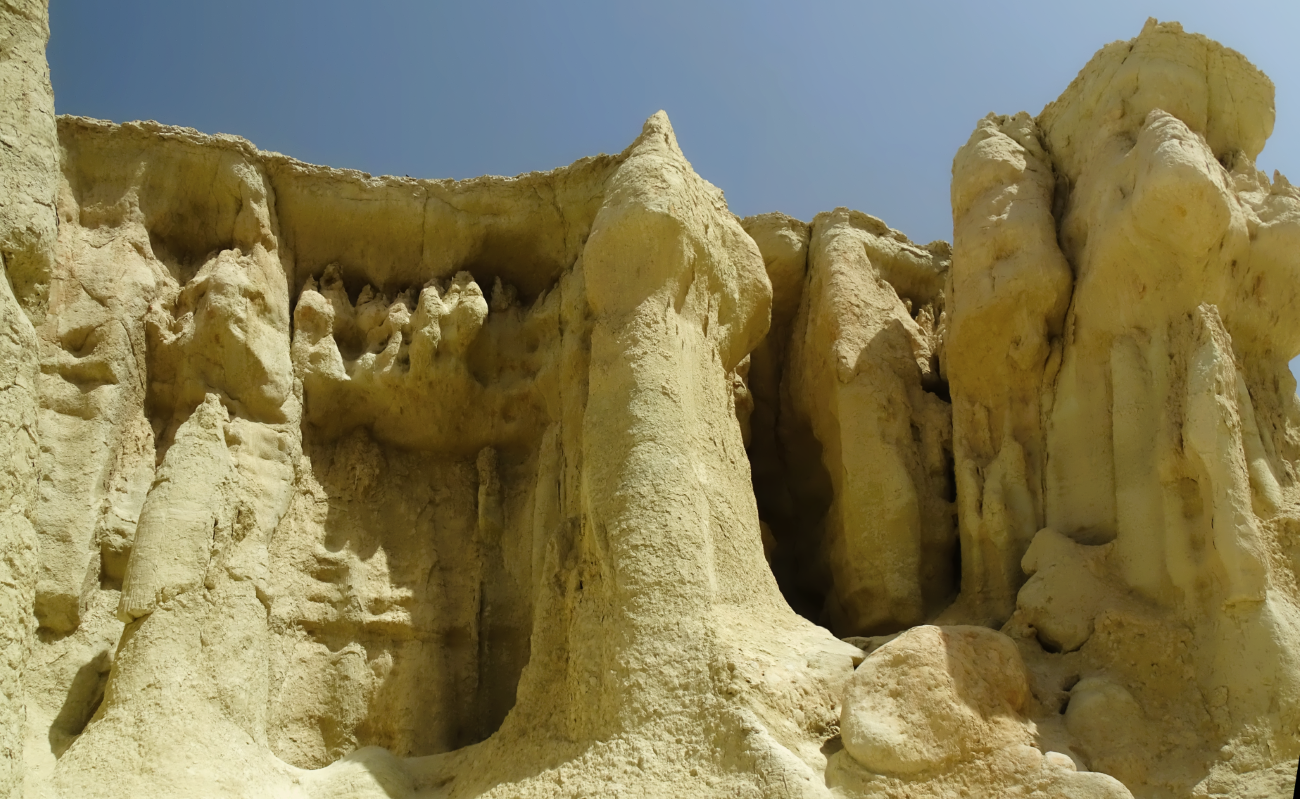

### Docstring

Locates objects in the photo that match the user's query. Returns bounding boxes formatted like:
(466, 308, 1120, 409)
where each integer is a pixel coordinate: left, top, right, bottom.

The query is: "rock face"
(778, 210, 954, 636)
(830, 625, 1133, 798)
(945, 109, 1072, 626)
(0, 2, 57, 797)
(2, 9, 1299, 799)
(21, 108, 863, 799)
(941, 19, 1300, 799)
(840, 625, 1032, 775)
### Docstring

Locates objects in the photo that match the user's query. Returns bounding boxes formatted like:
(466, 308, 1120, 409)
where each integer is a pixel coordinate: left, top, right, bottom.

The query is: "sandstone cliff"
(2, 7, 1298, 799)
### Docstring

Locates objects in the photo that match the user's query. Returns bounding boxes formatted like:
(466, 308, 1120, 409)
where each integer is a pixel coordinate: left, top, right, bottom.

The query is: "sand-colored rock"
(946, 110, 1071, 626)
(1, 9, 1299, 799)
(976, 18, 1300, 799)
(829, 625, 1133, 798)
(18, 105, 866, 799)
(0, 2, 56, 796)
(839, 625, 1031, 774)
(779, 210, 954, 636)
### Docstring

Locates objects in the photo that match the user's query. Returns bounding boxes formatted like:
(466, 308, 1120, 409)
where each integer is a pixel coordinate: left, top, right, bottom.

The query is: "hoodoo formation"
(1, 4, 1298, 798)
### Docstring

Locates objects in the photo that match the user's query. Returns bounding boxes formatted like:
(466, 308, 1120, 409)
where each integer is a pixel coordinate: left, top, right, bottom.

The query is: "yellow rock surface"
(0, 8, 1296, 799)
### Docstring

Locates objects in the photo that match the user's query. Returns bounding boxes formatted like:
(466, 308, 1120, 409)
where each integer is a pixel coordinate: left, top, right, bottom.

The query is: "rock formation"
(0, 0, 56, 794)
(1, 5, 1298, 798)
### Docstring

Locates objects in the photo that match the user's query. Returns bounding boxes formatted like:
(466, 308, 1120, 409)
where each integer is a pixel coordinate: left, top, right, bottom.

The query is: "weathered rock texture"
(2, 9, 1299, 799)
(0, 1, 56, 797)
(16, 104, 863, 799)
(937, 19, 1300, 799)
(772, 209, 954, 637)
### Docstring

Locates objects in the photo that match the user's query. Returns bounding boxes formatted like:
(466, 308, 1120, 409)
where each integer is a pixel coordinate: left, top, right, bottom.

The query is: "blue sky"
(46, 0, 1300, 386)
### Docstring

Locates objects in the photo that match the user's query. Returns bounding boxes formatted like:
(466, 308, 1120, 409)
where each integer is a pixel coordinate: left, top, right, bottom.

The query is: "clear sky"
(45, 0, 1300, 386)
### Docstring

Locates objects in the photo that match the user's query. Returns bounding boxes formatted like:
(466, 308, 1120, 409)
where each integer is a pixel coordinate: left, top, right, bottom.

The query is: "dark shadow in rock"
(49, 649, 111, 757)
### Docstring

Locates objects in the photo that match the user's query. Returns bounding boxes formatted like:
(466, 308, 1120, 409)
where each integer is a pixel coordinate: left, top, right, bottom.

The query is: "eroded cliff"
(2, 8, 1299, 799)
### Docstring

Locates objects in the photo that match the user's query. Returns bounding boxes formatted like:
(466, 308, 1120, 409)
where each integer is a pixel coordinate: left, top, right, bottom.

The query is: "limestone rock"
(23, 103, 867, 799)
(3, 8, 1300, 799)
(777, 209, 955, 636)
(831, 625, 1135, 798)
(1063, 678, 1148, 787)
(0, 2, 56, 796)
(946, 110, 1071, 626)
(1017, 528, 1114, 653)
(1038, 18, 1275, 187)
(839, 625, 1030, 774)
(971, 18, 1300, 798)
(117, 395, 236, 621)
